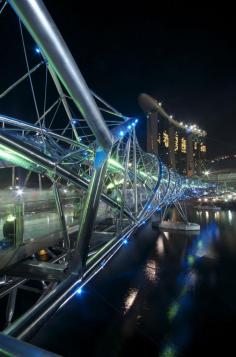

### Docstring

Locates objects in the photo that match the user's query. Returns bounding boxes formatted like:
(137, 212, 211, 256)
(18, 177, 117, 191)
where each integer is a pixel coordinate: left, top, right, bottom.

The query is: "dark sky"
(2, 1, 236, 157)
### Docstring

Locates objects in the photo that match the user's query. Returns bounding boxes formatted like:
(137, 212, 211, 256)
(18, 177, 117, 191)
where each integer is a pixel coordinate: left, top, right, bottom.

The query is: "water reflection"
(161, 221, 220, 356)
(228, 210, 233, 223)
(156, 236, 165, 256)
(145, 259, 158, 282)
(124, 288, 138, 314)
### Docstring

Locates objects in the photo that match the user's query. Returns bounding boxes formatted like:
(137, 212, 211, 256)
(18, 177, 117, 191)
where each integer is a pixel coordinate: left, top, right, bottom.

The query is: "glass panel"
(0, 200, 16, 250)
(23, 188, 61, 242)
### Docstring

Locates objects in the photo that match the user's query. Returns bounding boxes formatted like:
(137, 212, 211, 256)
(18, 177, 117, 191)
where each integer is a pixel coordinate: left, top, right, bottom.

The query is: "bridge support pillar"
(168, 125, 176, 170)
(187, 133, 194, 176)
(147, 112, 158, 155)
(70, 149, 110, 274)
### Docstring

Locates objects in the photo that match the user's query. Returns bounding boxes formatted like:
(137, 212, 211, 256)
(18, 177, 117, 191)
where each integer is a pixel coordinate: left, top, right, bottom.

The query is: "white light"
(203, 170, 210, 176)
(158, 102, 162, 106)
(16, 189, 23, 196)
(63, 189, 68, 194)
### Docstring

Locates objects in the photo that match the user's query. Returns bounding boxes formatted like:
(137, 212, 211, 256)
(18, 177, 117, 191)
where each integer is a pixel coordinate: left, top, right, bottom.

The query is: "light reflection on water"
(160, 208, 235, 356)
(156, 236, 165, 256)
(124, 288, 138, 314)
(145, 259, 158, 282)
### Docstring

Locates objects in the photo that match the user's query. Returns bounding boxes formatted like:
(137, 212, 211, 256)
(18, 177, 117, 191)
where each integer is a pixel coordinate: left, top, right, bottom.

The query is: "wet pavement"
(30, 209, 236, 356)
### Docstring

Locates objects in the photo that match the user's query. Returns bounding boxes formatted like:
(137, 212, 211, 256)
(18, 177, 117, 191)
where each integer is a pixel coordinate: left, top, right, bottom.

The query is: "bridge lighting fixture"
(135, 119, 138, 123)
(203, 170, 210, 176)
(170, 115, 173, 119)
(35, 47, 41, 54)
(123, 239, 128, 245)
(77, 287, 82, 295)
(158, 102, 162, 106)
(132, 122, 135, 127)
(16, 188, 23, 196)
(119, 130, 124, 137)
(128, 125, 131, 130)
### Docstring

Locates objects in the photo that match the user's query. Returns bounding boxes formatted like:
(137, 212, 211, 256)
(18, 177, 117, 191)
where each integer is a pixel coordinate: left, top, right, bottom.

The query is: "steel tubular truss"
(0, 0, 214, 343)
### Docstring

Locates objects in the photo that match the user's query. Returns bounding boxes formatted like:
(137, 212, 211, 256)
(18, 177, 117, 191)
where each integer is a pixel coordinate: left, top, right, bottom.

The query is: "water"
(30, 208, 236, 356)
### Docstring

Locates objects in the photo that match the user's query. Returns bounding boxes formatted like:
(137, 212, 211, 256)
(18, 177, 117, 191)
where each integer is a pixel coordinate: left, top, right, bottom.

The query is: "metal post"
(6, 288, 17, 326)
(119, 136, 131, 230)
(15, 196, 24, 247)
(70, 148, 110, 274)
(133, 129, 138, 216)
(12, 166, 15, 188)
(38, 173, 42, 191)
(46, 64, 80, 142)
(53, 182, 70, 251)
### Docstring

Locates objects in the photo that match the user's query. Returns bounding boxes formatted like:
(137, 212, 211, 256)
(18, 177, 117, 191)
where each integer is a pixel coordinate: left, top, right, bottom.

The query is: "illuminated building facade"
(138, 93, 207, 177)
(157, 124, 207, 176)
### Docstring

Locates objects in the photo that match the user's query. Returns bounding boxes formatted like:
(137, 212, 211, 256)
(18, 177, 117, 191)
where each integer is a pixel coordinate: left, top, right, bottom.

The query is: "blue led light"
(132, 123, 135, 127)
(100, 260, 106, 268)
(135, 119, 138, 123)
(35, 47, 41, 54)
(128, 125, 131, 130)
(119, 130, 124, 137)
(77, 287, 82, 295)
(123, 239, 128, 245)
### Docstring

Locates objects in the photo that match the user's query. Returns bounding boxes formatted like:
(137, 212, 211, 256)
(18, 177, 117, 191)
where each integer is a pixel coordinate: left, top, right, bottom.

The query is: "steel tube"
(9, 0, 113, 151)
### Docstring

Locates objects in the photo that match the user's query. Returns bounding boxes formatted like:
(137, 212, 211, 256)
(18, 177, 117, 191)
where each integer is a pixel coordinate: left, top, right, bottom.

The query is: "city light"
(35, 47, 41, 54)
(203, 170, 210, 176)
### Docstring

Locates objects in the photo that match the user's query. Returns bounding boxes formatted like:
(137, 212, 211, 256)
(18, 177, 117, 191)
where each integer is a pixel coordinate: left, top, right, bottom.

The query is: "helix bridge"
(0, 0, 214, 343)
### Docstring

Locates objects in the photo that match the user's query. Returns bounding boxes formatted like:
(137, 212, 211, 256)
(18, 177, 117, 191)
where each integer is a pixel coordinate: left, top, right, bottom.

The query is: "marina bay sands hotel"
(139, 94, 207, 177)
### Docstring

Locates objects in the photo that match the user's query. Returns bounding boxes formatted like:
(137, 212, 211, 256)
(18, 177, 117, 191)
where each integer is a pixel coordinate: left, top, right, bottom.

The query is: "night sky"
(2, 1, 236, 158)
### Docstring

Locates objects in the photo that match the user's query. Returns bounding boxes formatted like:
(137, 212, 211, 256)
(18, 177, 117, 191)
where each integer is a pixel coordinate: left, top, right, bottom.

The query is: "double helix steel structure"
(0, 0, 212, 341)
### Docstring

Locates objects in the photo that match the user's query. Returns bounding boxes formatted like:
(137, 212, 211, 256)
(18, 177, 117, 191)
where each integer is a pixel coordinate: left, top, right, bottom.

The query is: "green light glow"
(6, 214, 16, 222)
(160, 345, 176, 357)
(108, 158, 124, 171)
(0, 144, 33, 170)
(167, 302, 180, 321)
(107, 178, 124, 189)
(187, 255, 195, 266)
